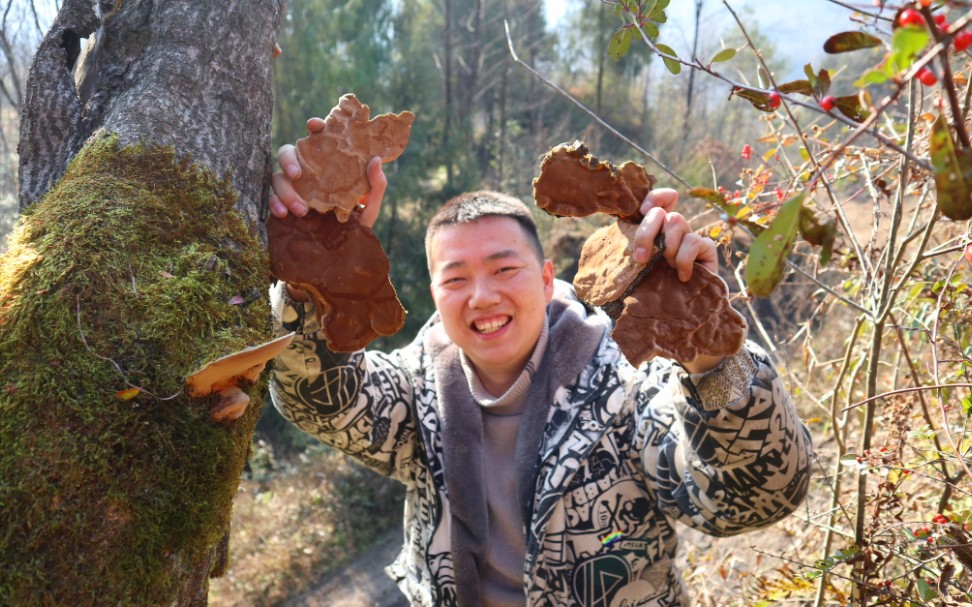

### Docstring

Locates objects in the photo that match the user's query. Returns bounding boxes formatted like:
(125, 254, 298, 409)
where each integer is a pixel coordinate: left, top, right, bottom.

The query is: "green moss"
(0, 136, 271, 605)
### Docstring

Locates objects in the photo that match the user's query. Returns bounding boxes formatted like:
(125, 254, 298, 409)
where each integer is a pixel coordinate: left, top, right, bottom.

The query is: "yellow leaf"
(116, 387, 141, 400)
(709, 225, 724, 239)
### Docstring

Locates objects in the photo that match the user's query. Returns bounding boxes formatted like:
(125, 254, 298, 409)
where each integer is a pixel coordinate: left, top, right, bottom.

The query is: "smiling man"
(267, 143, 813, 606)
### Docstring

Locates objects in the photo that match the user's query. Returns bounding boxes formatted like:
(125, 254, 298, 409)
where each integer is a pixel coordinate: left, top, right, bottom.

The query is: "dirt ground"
(281, 532, 407, 607)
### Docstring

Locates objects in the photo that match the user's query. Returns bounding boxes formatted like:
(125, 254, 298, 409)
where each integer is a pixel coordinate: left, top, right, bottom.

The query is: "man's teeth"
(475, 317, 509, 334)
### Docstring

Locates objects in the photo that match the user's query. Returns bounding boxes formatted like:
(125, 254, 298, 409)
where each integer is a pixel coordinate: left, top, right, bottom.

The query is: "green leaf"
(746, 194, 804, 296)
(731, 87, 776, 112)
(824, 31, 883, 53)
(656, 43, 680, 74)
(649, 0, 670, 18)
(804, 63, 816, 82)
(816, 68, 831, 97)
(710, 47, 736, 63)
(834, 94, 871, 122)
(961, 396, 972, 417)
(608, 27, 633, 61)
(916, 578, 936, 600)
(855, 68, 890, 88)
(799, 207, 837, 265)
(930, 113, 972, 220)
(688, 187, 765, 235)
(891, 25, 930, 72)
(642, 21, 660, 40)
(778, 80, 814, 95)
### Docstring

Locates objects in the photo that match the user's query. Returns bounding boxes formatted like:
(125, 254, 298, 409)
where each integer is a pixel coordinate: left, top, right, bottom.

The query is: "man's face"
(428, 216, 554, 392)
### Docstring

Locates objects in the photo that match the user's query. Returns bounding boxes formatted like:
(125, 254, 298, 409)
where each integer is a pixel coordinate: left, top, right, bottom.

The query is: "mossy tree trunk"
(3, 1, 282, 605)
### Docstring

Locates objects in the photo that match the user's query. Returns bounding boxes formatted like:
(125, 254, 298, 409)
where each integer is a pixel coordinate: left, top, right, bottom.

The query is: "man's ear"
(542, 259, 555, 303)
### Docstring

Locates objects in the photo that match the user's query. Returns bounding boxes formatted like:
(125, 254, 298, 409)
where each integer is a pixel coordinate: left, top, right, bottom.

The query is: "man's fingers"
(269, 194, 289, 218)
(661, 212, 690, 267)
(632, 206, 666, 263)
(359, 157, 387, 228)
(673, 234, 718, 281)
(270, 171, 308, 217)
(277, 143, 301, 179)
(640, 187, 678, 215)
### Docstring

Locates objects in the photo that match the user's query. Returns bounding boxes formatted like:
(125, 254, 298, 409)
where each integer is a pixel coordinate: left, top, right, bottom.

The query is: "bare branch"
(504, 19, 692, 189)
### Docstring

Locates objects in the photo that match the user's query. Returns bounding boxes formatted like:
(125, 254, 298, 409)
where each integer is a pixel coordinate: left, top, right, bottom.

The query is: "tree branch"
(504, 19, 691, 189)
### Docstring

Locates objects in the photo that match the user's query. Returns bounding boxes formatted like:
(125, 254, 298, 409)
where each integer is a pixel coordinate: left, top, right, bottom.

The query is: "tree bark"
(3, 1, 282, 605)
(19, 0, 277, 237)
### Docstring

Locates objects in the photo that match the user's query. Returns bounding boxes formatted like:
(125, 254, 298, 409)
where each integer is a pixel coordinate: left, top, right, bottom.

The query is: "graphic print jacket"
(269, 280, 813, 607)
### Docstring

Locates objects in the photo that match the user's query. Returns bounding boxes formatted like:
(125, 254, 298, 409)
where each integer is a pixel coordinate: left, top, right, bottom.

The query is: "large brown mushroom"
(186, 332, 296, 422)
(291, 94, 415, 222)
(266, 94, 413, 351)
(613, 263, 748, 366)
(266, 209, 406, 352)
(533, 141, 748, 367)
(532, 140, 655, 220)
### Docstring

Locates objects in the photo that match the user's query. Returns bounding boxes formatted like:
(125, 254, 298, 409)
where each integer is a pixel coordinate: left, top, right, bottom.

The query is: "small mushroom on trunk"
(186, 332, 295, 422)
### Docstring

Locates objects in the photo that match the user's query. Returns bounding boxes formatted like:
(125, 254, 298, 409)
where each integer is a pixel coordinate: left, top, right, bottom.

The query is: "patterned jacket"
(269, 280, 813, 607)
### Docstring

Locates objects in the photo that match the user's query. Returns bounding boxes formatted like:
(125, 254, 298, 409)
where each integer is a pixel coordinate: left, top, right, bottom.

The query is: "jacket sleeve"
(268, 281, 420, 482)
(634, 342, 813, 537)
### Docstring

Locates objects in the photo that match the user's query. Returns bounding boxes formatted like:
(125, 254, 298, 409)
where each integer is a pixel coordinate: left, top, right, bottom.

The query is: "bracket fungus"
(267, 94, 412, 352)
(533, 142, 747, 367)
(533, 140, 656, 220)
(291, 93, 415, 222)
(267, 208, 406, 352)
(186, 332, 295, 422)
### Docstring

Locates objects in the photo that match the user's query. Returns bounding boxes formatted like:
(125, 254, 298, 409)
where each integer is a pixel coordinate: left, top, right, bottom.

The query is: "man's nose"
(468, 278, 500, 308)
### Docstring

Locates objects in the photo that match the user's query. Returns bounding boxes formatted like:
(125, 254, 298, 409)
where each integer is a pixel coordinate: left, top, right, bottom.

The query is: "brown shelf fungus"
(291, 94, 415, 222)
(532, 141, 655, 221)
(267, 94, 413, 352)
(267, 209, 406, 352)
(186, 332, 296, 422)
(533, 141, 747, 368)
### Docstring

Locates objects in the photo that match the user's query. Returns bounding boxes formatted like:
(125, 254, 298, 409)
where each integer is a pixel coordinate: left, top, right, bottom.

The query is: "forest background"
(2, 0, 971, 605)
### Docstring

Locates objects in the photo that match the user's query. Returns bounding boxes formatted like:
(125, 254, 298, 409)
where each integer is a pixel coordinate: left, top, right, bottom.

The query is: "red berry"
(964, 242, 972, 263)
(898, 8, 925, 27)
(767, 91, 781, 110)
(917, 67, 938, 86)
(955, 30, 972, 52)
(934, 13, 948, 26)
(920, 0, 931, 5)
(741, 144, 752, 160)
(820, 95, 836, 111)
(932, 513, 949, 524)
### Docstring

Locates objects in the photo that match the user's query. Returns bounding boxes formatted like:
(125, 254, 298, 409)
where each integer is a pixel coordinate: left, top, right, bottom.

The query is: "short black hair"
(425, 191, 545, 269)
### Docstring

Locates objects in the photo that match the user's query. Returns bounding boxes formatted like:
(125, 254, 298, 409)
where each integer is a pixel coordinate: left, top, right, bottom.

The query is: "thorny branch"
(503, 20, 691, 189)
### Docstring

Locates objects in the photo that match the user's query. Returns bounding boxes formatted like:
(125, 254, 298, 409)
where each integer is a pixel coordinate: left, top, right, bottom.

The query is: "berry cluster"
(897, 6, 972, 86)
